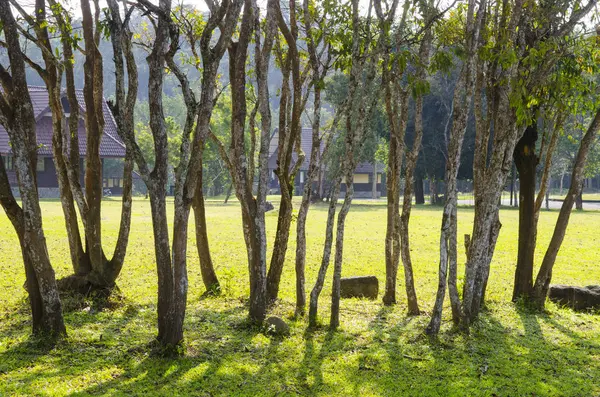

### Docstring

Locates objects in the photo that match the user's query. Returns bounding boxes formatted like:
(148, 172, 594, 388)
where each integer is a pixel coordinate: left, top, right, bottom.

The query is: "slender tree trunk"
(429, 178, 437, 205)
(330, 170, 355, 329)
(510, 163, 516, 206)
(309, 180, 341, 327)
(295, 179, 311, 315)
(427, 0, 482, 335)
(80, 0, 105, 285)
(399, 115, 422, 315)
(224, 183, 233, 203)
(383, 134, 401, 305)
(108, 151, 133, 279)
(193, 160, 219, 293)
(372, 162, 377, 199)
(545, 178, 550, 210)
(559, 173, 564, 194)
(266, 2, 305, 304)
(575, 184, 583, 210)
(266, 183, 293, 303)
(415, 176, 425, 204)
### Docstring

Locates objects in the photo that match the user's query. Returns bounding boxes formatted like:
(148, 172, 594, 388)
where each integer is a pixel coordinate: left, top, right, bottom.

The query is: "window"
(2, 155, 13, 171)
(354, 174, 369, 184)
(300, 171, 304, 184)
(36, 157, 45, 172)
(103, 178, 109, 188)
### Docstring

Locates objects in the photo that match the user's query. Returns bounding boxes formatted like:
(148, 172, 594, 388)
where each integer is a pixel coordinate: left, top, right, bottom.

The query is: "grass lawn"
(1, 197, 599, 396)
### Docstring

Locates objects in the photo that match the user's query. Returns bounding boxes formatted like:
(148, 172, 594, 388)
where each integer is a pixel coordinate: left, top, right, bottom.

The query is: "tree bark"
(193, 162, 219, 293)
(415, 176, 425, 204)
(575, 185, 583, 210)
(397, 7, 433, 315)
(80, 0, 106, 285)
(427, 0, 483, 335)
(0, 0, 66, 337)
(309, 180, 341, 326)
(0, 154, 46, 334)
(512, 123, 538, 300)
(266, 1, 306, 304)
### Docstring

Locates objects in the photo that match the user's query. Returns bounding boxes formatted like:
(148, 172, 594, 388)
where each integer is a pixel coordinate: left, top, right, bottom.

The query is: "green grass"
(1, 198, 599, 396)
(550, 192, 600, 201)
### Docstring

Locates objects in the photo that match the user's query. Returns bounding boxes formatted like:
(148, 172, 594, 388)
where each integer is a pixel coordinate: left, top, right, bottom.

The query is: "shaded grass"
(1, 198, 599, 396)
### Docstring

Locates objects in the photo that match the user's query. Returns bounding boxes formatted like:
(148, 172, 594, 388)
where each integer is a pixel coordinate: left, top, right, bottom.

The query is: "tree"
(376, 0, 437, 313)
(308, 0, 382, 329)
(265, 0, 312, 304)
(10, 0, 134, 292)
(427, 0, 484, 334)
(511, 5, 597, 302)
(293, 0, 338, 316)
(459, 0, 595, 329)
(109, 0, 242, 349)
(0, 0, 66, 337)
(210, 0, 274, 323)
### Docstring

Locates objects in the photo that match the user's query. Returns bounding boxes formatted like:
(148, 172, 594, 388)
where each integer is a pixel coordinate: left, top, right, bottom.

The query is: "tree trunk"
(512, 123, 538, 301)
(510, 162, 516, 207)
(0, 0, 66, 337)
(415, 176, 425, 204)
(559, 173, 564, 195)
(545, 178, 550, 210)
(382, 132, 401, 305)
(427, 0, 482, 335)
(295, 177, 311, 316)
(309, 180, 341, 327)
(575, 185, 583, 210)
(372, 162, 377, 199)
(429, 178, 438, 205)
(330, 171, 355, 329)
(80, 0, 106, 286)
(266, 179, 293, 303)
(0, 156, 46, 334)
(224, 183, 233, 203)
(108, 151, 134, 280)
(193, 162, 220, 293)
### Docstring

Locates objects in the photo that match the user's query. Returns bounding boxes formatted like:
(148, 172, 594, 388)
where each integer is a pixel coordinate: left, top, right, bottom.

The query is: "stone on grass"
(264, 316, 290, 336)
(265, 201, 274, 212)
(340, 276, 378, 300)
(548, 285, 600, 311)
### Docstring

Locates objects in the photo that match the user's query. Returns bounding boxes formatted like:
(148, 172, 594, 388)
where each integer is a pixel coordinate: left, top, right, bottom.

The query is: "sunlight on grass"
(1, 198, 599, 396)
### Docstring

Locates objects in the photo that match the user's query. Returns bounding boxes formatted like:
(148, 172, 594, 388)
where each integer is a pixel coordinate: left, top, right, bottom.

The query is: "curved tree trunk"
(309, 180, 341, 327)
(193, 160, 220, 293)
(330, 171, 355, 329)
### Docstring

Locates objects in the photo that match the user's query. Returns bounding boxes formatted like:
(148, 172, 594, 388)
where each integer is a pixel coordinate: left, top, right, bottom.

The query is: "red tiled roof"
(0, 86, 125, 158)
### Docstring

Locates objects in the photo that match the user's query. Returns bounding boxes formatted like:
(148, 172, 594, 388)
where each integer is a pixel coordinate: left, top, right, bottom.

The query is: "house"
(267, 128, 384, 199)
(0, 86, 128, 197)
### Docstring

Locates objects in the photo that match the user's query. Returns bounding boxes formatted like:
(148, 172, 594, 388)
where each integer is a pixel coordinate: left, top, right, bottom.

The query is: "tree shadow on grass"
(296, 327, 338, 394)
(3, 296, 600, 396)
